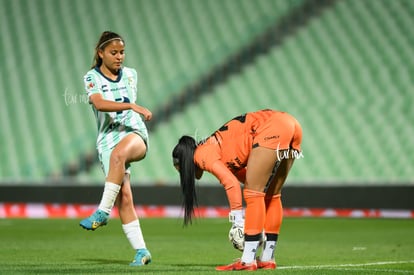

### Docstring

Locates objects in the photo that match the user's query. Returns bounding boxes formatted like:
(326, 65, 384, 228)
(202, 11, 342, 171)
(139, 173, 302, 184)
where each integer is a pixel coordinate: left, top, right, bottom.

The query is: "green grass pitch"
(0, 217, 413, 274)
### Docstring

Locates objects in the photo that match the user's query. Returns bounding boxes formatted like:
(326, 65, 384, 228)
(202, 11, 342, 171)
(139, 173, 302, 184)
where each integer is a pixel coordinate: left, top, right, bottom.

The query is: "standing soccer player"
(172, 109, 303, 271)
(80, 31, 152, 266)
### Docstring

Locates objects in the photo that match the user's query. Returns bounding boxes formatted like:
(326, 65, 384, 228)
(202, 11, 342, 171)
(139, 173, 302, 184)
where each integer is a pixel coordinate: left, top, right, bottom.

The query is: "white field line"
(278, 260, 414, 270)
(309, 268, 414, 274)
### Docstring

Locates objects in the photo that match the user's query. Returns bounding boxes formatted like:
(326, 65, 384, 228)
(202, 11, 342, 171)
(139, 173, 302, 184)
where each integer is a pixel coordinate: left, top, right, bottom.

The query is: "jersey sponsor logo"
(110, 86, 127, 92)
(100, 84, 128, 93)
(264, 135, 279, 141)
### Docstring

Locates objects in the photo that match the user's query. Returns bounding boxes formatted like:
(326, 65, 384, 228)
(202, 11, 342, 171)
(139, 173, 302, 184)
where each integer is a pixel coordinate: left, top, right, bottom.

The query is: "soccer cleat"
(257, 259, 276, 270)
(130, 248, 152, 266)
(79, 209, 109, 231)
(215, 259, 257, 271)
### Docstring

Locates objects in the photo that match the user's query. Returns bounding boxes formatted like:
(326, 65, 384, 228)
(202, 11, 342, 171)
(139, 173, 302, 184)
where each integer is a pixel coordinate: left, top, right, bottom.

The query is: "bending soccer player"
(80, 31, 152, 266)
(172, 109, 303, 271)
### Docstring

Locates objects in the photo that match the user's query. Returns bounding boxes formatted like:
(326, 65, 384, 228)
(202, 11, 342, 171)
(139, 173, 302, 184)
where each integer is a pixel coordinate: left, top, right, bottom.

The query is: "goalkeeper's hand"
(228, 209, 244, 227)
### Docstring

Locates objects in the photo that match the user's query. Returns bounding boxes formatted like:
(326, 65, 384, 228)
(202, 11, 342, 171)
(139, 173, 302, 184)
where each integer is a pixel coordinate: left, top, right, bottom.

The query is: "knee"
(110, 150, 127, 166)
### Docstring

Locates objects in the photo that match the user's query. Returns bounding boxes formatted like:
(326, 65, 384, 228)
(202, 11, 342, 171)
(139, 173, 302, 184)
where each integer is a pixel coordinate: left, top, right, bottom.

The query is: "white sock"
(260, 240, 276, 262)
(98, 182, 121, 214)
(122, 220, 146, 250)
(241, 241, 259, 263)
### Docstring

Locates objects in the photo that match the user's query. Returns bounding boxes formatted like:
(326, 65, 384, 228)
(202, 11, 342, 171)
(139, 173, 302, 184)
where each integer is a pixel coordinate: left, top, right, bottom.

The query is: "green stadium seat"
(2, 0, 413, 186)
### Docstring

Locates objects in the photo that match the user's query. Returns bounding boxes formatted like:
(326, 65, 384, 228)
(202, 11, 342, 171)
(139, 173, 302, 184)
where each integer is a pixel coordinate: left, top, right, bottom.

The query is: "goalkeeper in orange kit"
(172, 109, 303, 271)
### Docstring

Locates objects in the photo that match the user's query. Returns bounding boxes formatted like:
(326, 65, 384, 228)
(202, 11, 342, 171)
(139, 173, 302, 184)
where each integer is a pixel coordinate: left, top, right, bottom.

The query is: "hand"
(229, 209, 244, 227)
(131, 104, 152, 121)
(140, 107, 152, 121)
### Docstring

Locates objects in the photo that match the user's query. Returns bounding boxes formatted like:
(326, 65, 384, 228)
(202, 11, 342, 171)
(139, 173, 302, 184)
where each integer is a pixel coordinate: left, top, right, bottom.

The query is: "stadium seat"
(2, 0, 413, 186)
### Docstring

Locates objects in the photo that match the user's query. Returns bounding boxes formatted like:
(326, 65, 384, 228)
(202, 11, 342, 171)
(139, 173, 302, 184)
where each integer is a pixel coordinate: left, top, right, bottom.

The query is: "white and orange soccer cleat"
(256, 259, 276, 270)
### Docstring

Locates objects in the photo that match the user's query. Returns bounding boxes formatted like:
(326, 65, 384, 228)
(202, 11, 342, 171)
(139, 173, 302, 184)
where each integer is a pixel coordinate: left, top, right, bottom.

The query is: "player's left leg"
(116, 173, 151, 266)
(216, 146, 277, 271)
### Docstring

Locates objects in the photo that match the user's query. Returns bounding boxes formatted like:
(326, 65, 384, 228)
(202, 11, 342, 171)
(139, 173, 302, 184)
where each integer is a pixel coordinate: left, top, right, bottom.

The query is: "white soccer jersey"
(84, 66, 148, 153)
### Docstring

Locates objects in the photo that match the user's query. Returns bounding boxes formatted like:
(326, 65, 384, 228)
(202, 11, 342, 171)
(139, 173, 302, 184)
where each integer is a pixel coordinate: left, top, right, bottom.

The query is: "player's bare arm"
(90, 93, 152, 120)
(130, 104, 152, 121)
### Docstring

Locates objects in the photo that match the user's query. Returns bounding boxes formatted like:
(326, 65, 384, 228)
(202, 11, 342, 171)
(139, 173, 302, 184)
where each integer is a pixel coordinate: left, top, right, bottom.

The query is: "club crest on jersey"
(88, 82, 94, 89)
(128, 77, 134, 89)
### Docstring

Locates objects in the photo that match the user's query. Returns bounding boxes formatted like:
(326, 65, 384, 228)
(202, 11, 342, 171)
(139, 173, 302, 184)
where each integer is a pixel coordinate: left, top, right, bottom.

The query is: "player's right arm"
(194, 140, 243, 211)
(234, 168, 246, 183)
(210, 160, 243, 211)
(84, 72, 152, 120)
(210, 161, 245, 234)
(89, 93, 152, 120)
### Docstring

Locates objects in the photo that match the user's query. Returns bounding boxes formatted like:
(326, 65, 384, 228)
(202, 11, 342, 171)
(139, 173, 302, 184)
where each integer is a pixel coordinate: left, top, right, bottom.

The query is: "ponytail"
(172, 135, 198, 226)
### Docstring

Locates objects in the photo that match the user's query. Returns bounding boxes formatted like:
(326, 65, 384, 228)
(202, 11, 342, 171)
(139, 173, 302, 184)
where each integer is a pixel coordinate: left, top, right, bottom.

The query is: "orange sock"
(243, 189, 266, 236)
(264, 194, 283, 234)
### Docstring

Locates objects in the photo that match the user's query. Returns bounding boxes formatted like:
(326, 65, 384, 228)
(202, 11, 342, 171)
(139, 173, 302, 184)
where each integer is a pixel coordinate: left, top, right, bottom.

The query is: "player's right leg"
(79, 150, 113, 231)
(258, 156, 295, 269)
(80, 133, 146, 231)
(79, 209, 109, 231)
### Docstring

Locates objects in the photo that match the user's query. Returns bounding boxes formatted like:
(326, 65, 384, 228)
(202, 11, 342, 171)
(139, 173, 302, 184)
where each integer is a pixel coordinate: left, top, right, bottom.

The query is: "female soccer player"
(80, 31, 152, 266)
(172, 109, 302, 271)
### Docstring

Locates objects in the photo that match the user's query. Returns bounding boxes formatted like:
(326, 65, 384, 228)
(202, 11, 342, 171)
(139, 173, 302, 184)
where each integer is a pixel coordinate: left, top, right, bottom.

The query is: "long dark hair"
(91, 31, 124, 69)
(172, 135, 198, 226)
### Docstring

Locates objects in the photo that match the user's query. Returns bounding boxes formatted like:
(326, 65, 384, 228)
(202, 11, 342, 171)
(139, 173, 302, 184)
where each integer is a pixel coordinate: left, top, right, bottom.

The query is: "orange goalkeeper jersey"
(193, 109, 302, 210)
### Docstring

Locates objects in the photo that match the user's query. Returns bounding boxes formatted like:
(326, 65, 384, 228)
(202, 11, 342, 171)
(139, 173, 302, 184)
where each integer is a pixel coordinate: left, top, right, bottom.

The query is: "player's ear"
(98, 49, 104, 59)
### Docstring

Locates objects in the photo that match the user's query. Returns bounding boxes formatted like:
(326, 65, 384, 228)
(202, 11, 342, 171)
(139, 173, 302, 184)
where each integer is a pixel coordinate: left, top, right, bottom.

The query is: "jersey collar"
(94, 66, 123, 82)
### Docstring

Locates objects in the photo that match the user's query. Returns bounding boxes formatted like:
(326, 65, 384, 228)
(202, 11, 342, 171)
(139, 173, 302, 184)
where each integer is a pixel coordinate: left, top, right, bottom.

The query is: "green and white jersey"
(84, 66, 148, 154)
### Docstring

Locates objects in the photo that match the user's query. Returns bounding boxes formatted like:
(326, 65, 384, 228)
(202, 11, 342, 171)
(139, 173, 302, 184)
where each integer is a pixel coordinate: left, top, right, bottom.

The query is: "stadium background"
(0, 0, 413, 217)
